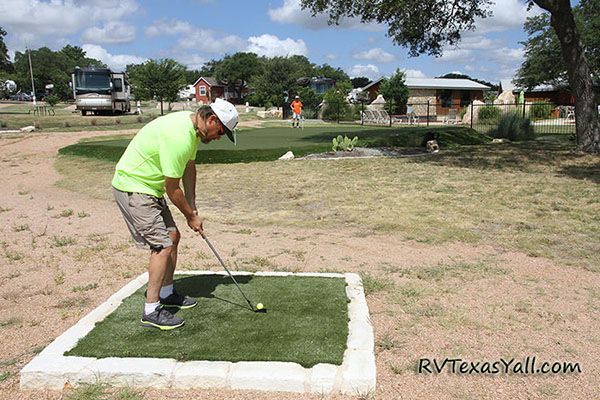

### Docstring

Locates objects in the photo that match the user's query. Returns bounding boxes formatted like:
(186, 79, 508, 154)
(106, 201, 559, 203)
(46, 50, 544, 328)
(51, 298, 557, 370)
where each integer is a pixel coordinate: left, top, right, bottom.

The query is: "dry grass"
(55, 140, 599, 272)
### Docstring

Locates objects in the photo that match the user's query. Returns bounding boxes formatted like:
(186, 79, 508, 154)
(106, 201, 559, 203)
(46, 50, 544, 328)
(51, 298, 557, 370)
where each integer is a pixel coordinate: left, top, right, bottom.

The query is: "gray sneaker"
(141, 306, 184, 330)
(160, 291, 198, 309)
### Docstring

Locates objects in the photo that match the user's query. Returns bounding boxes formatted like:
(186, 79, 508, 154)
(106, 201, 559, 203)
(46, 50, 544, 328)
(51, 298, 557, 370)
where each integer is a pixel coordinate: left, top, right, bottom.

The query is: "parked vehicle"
(71, 67, 131, 115)
(10, 92, 32, 101)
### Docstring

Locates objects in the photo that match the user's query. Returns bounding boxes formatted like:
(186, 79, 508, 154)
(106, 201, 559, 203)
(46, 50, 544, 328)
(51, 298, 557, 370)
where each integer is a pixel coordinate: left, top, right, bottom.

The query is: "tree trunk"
(160, 98, 164, 115)
(534, 0, 600, 153)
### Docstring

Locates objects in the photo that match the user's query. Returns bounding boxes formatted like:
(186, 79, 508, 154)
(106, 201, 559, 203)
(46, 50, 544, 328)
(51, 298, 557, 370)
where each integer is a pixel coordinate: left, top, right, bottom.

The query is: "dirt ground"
(0, 129, 598, 400)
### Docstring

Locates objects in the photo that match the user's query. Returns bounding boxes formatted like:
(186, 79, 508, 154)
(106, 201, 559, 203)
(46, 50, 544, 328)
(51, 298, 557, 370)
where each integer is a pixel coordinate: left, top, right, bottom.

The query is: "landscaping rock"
(20, 125, 35, 132)
(278, 151, 294, 160)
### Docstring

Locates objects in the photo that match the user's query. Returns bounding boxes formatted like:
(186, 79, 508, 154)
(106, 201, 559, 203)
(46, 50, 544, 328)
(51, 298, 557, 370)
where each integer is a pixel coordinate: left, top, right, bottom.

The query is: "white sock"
(144, 302, 160, 315)
(160, 284, 174, 298)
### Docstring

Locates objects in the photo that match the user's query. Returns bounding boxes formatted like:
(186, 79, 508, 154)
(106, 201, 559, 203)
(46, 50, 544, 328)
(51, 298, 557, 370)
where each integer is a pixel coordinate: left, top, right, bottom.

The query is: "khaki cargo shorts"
(112, 187, 177, 251)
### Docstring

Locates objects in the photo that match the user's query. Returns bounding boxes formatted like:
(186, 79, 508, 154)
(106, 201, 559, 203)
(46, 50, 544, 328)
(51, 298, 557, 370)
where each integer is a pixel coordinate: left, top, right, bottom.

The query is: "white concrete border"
(21, 271, 375, 396)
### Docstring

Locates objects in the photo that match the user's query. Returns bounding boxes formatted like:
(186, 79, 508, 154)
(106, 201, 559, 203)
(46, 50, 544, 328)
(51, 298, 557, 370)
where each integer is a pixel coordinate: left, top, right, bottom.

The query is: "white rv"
(72, 67, 131, 115)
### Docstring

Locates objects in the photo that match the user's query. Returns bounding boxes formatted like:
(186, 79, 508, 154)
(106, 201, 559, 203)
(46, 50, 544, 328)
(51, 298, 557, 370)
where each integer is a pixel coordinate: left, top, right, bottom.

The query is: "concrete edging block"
(20, 271, 376, 395)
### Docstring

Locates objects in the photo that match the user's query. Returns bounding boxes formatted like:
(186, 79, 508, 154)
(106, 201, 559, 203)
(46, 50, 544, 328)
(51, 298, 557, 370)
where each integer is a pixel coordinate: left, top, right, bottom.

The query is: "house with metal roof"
(192, 76, 250, 104)
(362, 77, 491, 117)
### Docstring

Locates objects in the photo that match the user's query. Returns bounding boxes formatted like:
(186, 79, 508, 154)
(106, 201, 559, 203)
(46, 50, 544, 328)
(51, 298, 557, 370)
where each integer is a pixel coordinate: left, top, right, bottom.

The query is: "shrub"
(478, 105, 502, 121)
(90, 119, 97, 126)
(63, 121, 70, 128)
(45, 95, 59, 107)
(492, 113, 535, 142)
(530, 102, 553, 120)
(0, 121, 7, 128)
(136, 116, 143, 123)
(115, 119, 121, 124)
(34, 121, 42, 129)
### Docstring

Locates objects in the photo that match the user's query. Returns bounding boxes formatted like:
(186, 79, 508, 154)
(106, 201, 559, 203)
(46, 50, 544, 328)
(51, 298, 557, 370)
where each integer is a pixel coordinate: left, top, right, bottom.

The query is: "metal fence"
(291, 99, 577, 136)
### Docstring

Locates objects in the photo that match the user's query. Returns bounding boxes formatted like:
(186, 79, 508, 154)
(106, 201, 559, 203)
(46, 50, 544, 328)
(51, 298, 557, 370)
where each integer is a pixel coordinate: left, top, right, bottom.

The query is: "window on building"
(461, 90, 471, 107)
(441, 90, 453, 108)
(199, 86, 206, 95)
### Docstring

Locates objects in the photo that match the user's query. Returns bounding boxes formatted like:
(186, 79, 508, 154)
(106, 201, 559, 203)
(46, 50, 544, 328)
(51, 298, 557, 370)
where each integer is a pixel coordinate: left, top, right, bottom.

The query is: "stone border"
(21, 271, 375, 396)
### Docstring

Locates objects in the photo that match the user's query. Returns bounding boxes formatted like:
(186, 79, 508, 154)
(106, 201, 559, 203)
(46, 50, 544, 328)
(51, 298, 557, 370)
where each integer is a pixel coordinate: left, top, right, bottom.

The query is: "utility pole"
(27, 45, 36, 106)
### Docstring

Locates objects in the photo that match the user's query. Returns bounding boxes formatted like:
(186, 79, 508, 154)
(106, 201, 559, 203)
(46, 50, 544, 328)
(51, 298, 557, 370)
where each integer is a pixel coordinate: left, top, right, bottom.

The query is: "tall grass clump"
(530, 102, 554, 120)
(478, 105, 502, 122)
(492, 113, 535, 142)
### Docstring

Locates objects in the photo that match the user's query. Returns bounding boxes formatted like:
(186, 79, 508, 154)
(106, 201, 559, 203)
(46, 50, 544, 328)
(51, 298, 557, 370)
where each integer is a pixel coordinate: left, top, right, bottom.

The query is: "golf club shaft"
(201, 233, 254, 309)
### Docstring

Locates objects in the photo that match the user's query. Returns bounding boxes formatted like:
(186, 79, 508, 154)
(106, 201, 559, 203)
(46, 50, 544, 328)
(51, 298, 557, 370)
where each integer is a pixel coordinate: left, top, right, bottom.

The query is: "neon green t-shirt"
(111, 111, 198, 198)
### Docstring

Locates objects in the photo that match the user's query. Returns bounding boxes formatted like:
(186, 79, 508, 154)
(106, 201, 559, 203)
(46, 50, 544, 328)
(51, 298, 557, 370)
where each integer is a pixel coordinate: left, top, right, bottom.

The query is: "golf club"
(201, 232, 267, 313)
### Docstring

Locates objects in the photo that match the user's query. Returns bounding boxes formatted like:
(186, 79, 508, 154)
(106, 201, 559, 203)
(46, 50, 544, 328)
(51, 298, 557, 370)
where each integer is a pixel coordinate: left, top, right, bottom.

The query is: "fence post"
(389, 101, 392, 127)
(523, 101, 526, 118)
(337, 101, 340, 124)
(427, 100, 430, 127)
(470, 101, 474, 129)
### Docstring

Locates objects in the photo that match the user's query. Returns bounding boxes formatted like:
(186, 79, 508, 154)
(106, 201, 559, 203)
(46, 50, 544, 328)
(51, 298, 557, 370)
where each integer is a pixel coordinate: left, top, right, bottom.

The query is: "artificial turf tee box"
(20, 271, 376, 395)
(66, 274, 348, 367)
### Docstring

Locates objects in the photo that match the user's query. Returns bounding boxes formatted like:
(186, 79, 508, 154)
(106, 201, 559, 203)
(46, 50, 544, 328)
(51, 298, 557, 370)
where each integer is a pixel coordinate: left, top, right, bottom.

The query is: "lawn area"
(65, 275, 349, 368)
(56, 134, 599, 272)
(0, 101, 161, 132)
(58, 124, 489, 163)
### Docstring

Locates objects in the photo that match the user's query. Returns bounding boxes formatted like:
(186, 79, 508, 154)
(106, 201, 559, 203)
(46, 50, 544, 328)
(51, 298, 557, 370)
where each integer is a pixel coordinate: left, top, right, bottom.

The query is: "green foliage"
(128, 59, 187, 115)
(530, 102, 554, 120)
(321, 86, 352, 121)
(332, 135, 359, 151)
(478, 105, 502, 121)
(215, 52, 264, 100)
(313, 63, 350, 83)
(379, 69, 409, 114)
(45, 94, 59, 107)
(516, 1, 600, 89)
(300, 0, 491, 57)
(0, 26, 12, 73)
(492, 113, 535, 142)
(12, 45, 104, 99)
(351, 76, 371, 88)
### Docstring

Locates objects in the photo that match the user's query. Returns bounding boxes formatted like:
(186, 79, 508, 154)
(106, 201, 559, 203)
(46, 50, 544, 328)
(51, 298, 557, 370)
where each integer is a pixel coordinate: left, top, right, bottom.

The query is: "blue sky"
(0, 0, 548, 85)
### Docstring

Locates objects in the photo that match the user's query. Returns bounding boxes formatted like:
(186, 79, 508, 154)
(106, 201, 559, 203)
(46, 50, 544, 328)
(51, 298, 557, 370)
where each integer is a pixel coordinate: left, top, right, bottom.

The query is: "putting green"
(66, 275, 349, 368)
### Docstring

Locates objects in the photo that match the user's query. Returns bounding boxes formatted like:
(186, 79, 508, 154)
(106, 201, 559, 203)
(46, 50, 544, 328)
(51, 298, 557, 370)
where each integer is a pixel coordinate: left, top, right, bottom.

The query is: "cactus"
(332, 135, 359, 151)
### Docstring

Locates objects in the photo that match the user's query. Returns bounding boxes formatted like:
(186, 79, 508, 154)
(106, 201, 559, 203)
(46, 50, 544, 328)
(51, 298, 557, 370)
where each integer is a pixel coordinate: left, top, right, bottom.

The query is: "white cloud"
(268, 0, 382, 31)
(489, 47, 524, 64)
(145, 19, 194, 37)
(348, 64, 380, 81)
(0, 0, 138, 50)
(402, 69, 427, 78)
(175, 54, 209, 71)
(82, 22, 135, 44)
(353, 48, 395, 63)
(437, 48, 474, 63)
(475, 0, 543, 34)
(175, 28, 246, 54)
(82, 44, 146, 71)
(325, 53, 338, 61)
(247, 34, 308, 57)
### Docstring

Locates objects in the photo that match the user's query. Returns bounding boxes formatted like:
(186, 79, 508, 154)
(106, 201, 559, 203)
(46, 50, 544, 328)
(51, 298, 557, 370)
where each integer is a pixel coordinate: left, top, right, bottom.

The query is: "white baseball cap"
(210, 98, 239, 144)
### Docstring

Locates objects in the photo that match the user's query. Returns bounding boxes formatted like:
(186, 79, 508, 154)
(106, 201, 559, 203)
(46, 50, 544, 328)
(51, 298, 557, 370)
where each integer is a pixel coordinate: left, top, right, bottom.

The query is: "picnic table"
(30, 105, 55, 116)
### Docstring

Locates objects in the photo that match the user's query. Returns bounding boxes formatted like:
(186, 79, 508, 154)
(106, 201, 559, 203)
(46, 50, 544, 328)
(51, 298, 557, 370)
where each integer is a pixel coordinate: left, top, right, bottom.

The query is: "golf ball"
(256, 303, 264, 310)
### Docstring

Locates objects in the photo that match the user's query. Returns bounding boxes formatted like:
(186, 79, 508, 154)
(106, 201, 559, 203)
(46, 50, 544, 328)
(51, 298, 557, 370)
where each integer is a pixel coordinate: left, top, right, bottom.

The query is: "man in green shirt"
(112, 98, 239, 330)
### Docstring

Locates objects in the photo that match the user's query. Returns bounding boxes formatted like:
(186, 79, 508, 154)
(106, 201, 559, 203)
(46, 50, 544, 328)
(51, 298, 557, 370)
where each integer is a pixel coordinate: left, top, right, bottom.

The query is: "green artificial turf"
(58, 125, 489, 164)
(66, 275, 349, 368)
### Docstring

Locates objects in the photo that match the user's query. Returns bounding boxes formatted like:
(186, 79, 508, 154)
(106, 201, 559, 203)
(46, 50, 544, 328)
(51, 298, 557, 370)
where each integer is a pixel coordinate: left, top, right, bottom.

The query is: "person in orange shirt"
(290, 95, 303, 128)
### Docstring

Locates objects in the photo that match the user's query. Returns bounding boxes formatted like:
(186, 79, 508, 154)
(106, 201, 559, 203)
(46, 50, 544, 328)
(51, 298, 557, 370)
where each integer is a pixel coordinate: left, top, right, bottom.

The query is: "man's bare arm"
(182, 160, 197, 212)
(165, 176, 203, 232)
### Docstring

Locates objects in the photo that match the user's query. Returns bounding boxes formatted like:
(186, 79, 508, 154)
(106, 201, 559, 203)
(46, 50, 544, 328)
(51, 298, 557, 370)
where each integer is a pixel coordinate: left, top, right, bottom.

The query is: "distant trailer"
(71, 67, 131, 116)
